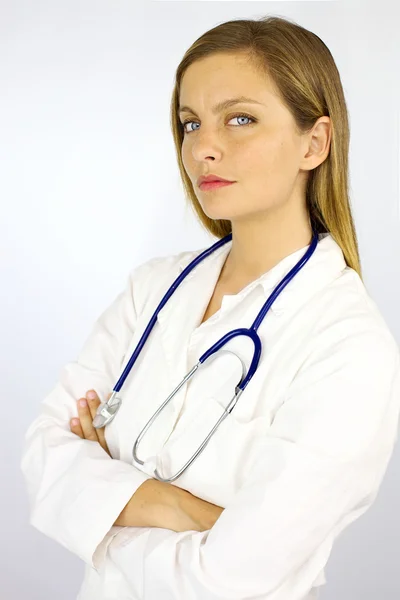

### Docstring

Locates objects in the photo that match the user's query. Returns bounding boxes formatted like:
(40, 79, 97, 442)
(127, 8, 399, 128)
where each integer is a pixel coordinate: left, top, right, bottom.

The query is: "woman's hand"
(70, 389, 112, 458)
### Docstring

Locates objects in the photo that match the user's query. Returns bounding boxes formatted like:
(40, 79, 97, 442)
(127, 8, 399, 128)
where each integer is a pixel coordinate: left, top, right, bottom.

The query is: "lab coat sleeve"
(20, 265, 153, 571)
(103, 327, 400, 599)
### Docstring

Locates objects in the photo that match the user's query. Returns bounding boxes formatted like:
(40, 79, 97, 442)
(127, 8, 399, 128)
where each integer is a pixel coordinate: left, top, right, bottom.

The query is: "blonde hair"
(169, 15, 363, 280)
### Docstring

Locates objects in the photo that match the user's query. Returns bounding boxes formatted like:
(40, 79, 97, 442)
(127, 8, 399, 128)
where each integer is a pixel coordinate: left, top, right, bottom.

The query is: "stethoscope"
(93, 227, 319, 482)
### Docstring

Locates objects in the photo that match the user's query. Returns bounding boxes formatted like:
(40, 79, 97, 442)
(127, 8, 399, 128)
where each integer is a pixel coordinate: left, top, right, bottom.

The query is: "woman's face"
(179, 52, 314, 224)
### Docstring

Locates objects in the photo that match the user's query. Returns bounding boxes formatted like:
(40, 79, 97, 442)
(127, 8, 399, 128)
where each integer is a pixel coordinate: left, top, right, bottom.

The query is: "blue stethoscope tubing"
(93, 227, 319, 482)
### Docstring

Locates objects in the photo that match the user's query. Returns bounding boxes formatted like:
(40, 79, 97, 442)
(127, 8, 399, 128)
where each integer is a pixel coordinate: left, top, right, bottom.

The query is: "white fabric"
(20, 232, 400, 600)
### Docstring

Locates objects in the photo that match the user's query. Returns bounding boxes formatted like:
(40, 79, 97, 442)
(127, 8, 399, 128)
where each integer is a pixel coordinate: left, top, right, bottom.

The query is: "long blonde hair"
(169, 15, 362, 280)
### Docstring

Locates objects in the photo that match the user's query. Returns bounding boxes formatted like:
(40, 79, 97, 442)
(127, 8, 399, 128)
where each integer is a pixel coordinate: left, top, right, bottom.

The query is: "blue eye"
(181, 113, 256, 134)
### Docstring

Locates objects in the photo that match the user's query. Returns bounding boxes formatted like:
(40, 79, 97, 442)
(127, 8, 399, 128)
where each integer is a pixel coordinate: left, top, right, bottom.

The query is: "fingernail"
(86, 391, 97, 400)
(79, 399, 87, 407)
(71, 419, 79, 426)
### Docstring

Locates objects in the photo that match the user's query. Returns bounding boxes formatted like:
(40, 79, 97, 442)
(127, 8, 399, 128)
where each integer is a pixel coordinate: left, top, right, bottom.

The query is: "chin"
(200, 202, 246, 220)
(198, 200, 236, 221)
(201, 208, 236, 221)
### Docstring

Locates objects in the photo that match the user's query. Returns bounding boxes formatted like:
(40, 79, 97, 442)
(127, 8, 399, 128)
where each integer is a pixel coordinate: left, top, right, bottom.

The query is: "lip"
(197, 174, 235, 186)
(199, 180, 235, 191)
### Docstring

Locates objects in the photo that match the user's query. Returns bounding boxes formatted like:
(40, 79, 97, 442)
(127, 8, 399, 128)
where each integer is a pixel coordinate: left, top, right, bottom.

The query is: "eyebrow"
(178, 96, 264, 116)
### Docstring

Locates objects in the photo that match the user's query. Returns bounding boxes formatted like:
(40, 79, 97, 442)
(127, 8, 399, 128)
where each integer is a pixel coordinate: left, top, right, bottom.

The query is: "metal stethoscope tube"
(132, 350, 247, 482)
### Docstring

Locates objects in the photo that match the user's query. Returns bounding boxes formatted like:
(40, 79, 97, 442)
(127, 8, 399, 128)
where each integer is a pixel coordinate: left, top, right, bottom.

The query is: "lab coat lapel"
(155, 243, 229, 401)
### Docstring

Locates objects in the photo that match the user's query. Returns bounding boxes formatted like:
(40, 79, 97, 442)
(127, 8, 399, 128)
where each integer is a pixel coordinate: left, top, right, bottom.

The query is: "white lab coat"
(20, 232, 400, 600)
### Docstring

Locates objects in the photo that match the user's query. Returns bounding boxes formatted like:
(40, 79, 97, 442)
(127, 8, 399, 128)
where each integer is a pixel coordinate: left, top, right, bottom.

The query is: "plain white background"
(2, 1, 399, 598)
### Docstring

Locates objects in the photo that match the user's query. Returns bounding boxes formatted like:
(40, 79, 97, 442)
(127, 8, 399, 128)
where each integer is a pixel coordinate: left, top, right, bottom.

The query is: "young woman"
(21, 16, 400, 600)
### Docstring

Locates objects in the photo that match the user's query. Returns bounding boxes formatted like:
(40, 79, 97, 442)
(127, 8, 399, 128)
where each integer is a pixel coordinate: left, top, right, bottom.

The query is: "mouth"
(199, 180, 236, 191)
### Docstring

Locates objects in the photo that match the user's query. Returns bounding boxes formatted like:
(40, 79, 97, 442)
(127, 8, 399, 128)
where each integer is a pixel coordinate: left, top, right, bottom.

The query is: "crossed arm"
(70, 389, 225, 534)
(115, 477, 224, 532)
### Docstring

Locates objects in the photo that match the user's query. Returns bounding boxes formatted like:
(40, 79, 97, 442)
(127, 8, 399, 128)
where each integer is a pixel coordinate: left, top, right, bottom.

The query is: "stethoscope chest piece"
(92, 391, 122, 428)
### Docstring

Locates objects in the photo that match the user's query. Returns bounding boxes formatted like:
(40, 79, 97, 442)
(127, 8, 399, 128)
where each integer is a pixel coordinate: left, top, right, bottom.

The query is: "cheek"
(233, 131, 277, 170)
(239, 138, 299, 207)
(181, 141, 193, 168)
(181, 148, 190, 174)
(245, 135, 298, 180)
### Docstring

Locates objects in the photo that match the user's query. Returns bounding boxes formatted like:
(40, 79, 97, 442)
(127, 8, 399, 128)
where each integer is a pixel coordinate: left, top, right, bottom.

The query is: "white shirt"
(20, 232, 400, 600)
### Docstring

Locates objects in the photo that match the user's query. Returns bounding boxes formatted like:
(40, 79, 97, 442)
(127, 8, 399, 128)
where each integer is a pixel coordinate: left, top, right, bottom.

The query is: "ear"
(300, 116, 332, 171)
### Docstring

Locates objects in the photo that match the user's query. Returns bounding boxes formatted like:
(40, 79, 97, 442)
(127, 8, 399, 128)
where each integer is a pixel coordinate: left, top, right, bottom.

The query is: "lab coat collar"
(176, 231, 347, 315)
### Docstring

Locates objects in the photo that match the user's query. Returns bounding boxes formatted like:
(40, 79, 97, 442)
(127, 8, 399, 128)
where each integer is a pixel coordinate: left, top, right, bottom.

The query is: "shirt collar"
(178, 232, 347, 316)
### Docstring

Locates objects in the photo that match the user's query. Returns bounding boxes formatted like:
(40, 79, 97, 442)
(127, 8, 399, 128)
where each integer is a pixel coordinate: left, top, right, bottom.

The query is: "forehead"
(179, 53, 278, 111)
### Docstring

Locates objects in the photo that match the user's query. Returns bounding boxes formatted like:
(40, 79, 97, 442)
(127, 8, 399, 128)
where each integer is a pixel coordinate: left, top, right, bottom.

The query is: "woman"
(21, 15, 400, 600)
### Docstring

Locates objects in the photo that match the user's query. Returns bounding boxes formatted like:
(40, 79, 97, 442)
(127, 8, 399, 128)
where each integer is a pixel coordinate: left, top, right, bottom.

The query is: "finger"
(86, 389, 112, 444)
(85, 390, 113, 455)
(85, 389, 112, 422)
(85, 389, 102, 421)
(77, 397, 98, 442)
(70, 418, 84, 439)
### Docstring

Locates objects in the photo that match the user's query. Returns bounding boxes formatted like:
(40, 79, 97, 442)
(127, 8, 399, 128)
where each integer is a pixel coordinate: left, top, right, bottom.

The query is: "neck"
(220, 206, 313, 285)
